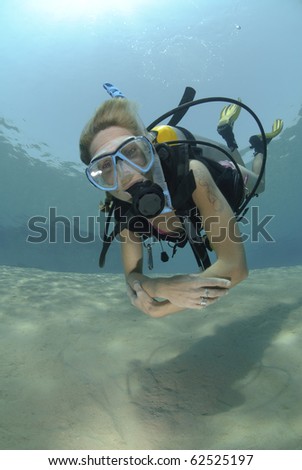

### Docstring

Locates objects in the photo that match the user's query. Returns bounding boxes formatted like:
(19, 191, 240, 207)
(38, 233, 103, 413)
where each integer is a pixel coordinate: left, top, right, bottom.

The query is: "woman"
(79, 97, 282, 317)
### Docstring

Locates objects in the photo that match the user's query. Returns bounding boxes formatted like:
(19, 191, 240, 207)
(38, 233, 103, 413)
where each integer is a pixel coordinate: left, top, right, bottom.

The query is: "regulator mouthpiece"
(127, 181, 165, 218)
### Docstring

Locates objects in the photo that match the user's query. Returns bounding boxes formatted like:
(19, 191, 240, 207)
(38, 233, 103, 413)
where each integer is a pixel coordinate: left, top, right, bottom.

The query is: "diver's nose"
(116, 159, 134, 176)
(116, 159, 141, 189)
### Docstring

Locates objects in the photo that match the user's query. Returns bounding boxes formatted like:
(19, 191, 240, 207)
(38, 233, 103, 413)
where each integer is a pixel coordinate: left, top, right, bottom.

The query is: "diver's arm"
(121, 228, 230, 315)
(190, 159, 248, 285)
(120, 228, 158, 293)
(146, 161, 248, 305)
(120, 228, 186, 316)
(132, 161, 247, 309)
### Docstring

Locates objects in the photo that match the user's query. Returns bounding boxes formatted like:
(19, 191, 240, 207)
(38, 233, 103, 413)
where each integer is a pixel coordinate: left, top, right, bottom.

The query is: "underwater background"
(1, 0, 302, 274)
(1, 0, 302, 450)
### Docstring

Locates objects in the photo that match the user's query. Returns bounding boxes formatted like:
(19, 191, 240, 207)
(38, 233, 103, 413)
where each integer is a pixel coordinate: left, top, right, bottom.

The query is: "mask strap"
(152, 153, 173, 213)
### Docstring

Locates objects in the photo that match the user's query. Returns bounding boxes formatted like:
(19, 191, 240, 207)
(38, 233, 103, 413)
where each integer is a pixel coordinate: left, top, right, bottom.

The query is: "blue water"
(1, 0, 302, 452)
(1, 0, 302, 273)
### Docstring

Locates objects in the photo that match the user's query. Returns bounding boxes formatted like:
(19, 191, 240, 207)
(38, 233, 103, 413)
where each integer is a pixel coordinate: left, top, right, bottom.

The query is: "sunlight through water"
(26, 0, 150, 21)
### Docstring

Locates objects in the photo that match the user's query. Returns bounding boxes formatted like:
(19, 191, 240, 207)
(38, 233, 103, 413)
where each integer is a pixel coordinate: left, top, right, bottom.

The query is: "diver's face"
(90, 126, 149, 201)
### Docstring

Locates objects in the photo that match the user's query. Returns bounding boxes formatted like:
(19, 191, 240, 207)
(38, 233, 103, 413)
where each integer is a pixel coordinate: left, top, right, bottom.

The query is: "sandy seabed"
(0, 264, 302, 450)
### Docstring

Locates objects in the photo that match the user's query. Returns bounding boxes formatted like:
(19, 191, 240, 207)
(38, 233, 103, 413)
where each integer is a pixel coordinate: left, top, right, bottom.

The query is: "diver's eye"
(101, 160, 111, 170)
(123, 145, 138, 159)
(98, 157, 113, 172)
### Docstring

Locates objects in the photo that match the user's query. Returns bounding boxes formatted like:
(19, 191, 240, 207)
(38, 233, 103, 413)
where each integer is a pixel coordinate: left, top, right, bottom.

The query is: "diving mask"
(86, 136, 154, 191)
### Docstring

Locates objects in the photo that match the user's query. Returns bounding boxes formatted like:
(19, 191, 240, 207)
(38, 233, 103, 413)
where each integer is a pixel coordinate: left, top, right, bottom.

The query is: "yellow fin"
(218, 98, 242, 128)
(265, 119, 284, 140)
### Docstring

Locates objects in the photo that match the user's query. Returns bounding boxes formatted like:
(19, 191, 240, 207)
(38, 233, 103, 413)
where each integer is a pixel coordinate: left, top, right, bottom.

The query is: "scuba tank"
(151, 124, 232, 164)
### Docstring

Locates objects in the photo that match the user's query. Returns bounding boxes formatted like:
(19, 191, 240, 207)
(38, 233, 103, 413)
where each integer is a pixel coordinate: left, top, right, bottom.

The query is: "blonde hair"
(79, 99, 146, 165)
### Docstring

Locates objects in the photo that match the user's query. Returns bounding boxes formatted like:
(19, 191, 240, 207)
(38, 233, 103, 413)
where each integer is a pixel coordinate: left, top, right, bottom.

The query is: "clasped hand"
(127, 274, 231, 316)
(155, 274, 231, 308)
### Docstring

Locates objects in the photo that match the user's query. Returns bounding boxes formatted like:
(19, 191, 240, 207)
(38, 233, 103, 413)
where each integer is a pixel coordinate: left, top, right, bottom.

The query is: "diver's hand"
(155, 275, 231, 309)
(127, 281, 184, 318)
(127, 278, 230, 316)
(127, 281, 159, 316)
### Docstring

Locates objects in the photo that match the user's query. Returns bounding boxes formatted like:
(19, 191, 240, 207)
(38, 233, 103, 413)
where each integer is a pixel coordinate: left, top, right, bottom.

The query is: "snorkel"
(103, 83, 173, 218)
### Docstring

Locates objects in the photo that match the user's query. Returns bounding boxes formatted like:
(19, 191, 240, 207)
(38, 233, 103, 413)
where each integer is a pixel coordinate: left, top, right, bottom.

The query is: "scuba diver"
(79, 84, 283, 318)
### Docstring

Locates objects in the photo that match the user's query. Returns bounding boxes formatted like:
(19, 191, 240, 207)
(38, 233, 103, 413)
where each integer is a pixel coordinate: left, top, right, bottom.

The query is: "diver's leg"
(229, 148, 245, 167)
(252, 153, 263, 176)
(248, 118, 284, 191)
(217, 104, 283, 195)
(239, 164, 265, 195)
